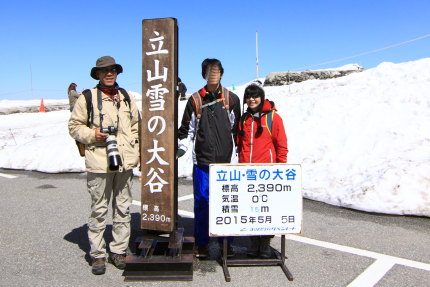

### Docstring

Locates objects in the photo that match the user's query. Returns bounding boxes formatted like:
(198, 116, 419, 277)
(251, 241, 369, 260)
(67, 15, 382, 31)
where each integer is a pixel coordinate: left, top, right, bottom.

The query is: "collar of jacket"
(198, 85, 224, 98)
(97, 82, 119, 99)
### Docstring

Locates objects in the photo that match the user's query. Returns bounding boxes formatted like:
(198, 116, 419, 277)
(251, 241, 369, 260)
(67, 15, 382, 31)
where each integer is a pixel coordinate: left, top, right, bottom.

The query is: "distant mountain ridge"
(264, 64, 364, 86)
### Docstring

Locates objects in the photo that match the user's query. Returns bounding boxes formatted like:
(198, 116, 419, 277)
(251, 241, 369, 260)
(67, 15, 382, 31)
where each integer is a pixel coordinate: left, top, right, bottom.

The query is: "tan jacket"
(68, 88, 140, 173)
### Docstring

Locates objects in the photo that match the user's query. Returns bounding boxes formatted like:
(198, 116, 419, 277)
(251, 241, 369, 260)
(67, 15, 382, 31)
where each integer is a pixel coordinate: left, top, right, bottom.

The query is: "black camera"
(101, 126, 122, 171)
(101, 126, 117, 135)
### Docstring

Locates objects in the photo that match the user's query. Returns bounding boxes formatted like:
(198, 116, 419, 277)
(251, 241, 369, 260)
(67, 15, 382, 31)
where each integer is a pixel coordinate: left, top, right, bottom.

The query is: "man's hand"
(176, 149, 186, 159)
(95, 128, 109, 142)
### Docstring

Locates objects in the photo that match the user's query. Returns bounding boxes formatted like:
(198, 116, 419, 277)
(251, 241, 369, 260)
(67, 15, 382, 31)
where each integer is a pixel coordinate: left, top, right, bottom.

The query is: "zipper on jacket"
(269, 148, 273, 163)
(249, 115, 255, 163)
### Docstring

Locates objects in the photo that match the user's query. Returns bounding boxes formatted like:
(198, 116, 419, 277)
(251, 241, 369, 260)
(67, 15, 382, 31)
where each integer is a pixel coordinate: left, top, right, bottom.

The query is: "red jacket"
(237, 99, 288, 163)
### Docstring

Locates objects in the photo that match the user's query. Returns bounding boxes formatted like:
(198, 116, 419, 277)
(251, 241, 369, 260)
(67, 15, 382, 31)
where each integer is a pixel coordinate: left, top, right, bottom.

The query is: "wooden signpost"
(124, 17, 194, 281)
(140, 17, 178, 232)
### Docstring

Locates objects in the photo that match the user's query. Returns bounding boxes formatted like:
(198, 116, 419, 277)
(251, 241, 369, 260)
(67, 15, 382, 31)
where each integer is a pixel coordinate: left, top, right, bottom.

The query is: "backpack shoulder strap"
(222, 87, 230, 111)
(119, 88, 131, 106)
(82, 89, 93, 127)
(265, 110, 275, 137)
(191, 92, 202, 119)
(222, 87, 235, 126)
(119, 88, 132, 119)
(190, 92, 203, 140)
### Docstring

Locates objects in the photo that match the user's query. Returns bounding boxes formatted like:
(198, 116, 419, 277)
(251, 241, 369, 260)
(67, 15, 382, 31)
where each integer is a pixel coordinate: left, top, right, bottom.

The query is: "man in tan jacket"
(69, 56, 140, 275)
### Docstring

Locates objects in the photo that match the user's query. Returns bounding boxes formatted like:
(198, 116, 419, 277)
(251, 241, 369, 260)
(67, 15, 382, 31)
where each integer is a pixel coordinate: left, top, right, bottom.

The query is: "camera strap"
(97, 89, 104, 130)
(97, 88, 120, 132)
(82, 87, 132, 128)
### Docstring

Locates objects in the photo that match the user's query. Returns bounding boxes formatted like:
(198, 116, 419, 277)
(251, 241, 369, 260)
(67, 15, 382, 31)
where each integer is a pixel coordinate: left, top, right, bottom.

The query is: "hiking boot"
(247, 237, 260, 258)
(195, 245, 209, 259)
(259, 236, 273, 259)
(108, 252, 126, 269)
(91, 257, 106, 275)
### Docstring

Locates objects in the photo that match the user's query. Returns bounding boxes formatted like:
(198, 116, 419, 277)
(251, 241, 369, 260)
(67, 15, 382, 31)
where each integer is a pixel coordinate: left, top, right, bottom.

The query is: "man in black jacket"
(177, 58, 241, 258)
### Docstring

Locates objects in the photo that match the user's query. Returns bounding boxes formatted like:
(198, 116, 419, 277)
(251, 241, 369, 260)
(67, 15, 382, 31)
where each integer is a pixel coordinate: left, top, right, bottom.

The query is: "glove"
(176, 149, 186, 159)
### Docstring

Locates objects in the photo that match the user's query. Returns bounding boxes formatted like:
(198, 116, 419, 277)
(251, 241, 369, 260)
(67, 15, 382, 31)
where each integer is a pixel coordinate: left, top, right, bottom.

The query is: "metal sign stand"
(209, 164, 302, 283)
(220, 236, 293, 282)
(124, 228, 194, 281)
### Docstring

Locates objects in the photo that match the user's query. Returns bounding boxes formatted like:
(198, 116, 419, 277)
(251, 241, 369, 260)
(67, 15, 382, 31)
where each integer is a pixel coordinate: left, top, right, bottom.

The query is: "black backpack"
(81, 88, 132, 127)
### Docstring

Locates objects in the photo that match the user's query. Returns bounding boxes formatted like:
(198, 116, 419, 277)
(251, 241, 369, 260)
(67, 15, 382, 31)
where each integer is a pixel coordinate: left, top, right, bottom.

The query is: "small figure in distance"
(177, 77, 187, 100)
(68, 82, 79, 111)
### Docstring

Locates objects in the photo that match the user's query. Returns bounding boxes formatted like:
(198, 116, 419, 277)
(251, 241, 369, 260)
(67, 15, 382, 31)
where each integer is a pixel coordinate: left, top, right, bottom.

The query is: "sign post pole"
(124, 17, 194, 281)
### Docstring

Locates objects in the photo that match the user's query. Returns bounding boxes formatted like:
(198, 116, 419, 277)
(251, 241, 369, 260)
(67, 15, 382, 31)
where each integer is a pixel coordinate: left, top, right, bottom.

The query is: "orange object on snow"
(39, 98, 46, 112)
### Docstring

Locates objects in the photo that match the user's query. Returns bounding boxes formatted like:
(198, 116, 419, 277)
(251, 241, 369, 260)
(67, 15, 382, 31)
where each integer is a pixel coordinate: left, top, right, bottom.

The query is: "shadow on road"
(63, 212, 253, 274)
(63, 224, 113, 265)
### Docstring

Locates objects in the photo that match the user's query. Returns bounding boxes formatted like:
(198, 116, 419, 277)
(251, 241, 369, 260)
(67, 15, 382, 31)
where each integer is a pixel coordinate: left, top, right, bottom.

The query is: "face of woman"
(246, 95, 261, 112)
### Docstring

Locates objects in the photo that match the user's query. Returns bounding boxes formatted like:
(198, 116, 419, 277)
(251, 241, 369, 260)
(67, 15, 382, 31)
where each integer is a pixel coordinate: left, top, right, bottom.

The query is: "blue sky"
(0, 0, 429, 100)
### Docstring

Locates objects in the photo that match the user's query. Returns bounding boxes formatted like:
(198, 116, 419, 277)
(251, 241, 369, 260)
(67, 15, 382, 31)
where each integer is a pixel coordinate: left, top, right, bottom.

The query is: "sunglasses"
(99, 67, 118, 74)
(244, 94, 260, 99)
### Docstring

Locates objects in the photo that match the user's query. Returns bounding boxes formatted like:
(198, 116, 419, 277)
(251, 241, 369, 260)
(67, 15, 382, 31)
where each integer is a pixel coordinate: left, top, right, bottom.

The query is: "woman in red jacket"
(237, 83, 288, 258)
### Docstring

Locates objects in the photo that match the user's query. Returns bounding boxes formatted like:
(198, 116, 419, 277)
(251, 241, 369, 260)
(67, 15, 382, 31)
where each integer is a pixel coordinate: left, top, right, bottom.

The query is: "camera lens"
(106, 135, 122, 170)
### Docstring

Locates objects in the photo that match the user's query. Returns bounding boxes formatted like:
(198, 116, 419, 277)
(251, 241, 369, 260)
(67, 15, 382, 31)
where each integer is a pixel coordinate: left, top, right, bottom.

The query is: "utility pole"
(30, 64, 34, 98)
(256, 30, 259, 79)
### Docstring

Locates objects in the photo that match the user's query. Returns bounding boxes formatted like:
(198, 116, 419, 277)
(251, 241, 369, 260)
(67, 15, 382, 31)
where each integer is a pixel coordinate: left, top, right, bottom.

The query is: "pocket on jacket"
(122, 137, 139, 169)
(85, 144, 108, 172)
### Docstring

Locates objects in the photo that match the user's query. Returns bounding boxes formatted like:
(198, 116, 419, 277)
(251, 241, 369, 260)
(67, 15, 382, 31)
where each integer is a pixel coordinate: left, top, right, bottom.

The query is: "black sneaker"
(247, 237, 260, 258)
(195, 245, 209, 259)
(246, 248, 259, 258)
(259, 237, 273, 259)
(227, 244, 235, 258)
(108, 252, 126, 269)
(259, 245, 273, 259)
(91, 258, 106, 275)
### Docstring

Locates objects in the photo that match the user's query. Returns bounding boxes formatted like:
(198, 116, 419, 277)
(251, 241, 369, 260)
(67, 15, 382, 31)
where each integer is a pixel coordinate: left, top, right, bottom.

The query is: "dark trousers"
(193, 164, 233, 246)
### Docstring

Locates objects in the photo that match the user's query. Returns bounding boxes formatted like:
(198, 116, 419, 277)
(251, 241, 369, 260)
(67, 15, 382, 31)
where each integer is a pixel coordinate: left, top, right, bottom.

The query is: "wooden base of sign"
(123, 228, 194, 281)
(220, 235, 293, 282)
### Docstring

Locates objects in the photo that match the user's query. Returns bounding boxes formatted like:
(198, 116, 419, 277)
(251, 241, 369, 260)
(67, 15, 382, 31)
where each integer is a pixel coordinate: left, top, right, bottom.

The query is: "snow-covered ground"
(0, 59, 429, 217)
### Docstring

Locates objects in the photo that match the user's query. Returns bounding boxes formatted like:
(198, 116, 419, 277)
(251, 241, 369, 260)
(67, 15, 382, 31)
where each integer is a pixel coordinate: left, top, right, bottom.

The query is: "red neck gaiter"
(100, 88, 118, 99)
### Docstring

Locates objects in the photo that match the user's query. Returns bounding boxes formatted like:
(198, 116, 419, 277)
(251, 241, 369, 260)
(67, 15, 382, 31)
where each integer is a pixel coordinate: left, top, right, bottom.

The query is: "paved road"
(0, 168, 429, 287)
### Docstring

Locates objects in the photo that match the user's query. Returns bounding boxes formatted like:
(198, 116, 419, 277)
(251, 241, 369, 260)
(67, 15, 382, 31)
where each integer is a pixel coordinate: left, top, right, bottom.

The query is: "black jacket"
(178, 85, 241, 165)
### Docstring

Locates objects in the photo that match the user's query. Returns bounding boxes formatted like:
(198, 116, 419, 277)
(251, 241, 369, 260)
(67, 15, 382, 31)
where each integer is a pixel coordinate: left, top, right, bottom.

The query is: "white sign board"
(209, 163, 302, 236)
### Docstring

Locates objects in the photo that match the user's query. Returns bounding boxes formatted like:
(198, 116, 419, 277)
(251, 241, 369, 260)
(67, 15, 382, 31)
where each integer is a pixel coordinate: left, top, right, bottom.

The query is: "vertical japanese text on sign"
(141, 18, 178, 232)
